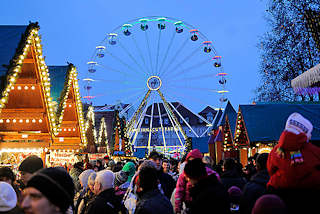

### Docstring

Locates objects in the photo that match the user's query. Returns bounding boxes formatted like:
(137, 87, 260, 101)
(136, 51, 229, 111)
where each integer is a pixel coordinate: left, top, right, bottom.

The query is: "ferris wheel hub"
(147, 76, 162, 91)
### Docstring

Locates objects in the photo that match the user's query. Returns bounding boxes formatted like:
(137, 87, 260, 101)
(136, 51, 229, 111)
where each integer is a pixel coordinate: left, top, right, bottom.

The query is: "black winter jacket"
(220, 169, 246, 190)
(240, 169, 269, 214)
(158, 170, 176, 199)
(86, 188, 121, 214)
(189, 174, 230, 214)
(135, 189, 174, 214)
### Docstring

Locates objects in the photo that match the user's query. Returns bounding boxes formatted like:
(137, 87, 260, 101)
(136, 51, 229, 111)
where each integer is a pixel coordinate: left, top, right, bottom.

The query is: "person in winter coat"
(86, 170, 122, 214)
(148, 151, 176, 199)
(18, 155, 43, 187)
(267, 112, 320, 189)
(240, 153, 269, 214)
(75, 169, 95, 214)
(184, 159, 230, 214)
(220, 158, 246, 190)
(267, 112, 320, 213)
(135, 165, 174, 214)
(175, 149, 220, 214)
(70, 162, 84, 193)
(21, 167, 75, 214)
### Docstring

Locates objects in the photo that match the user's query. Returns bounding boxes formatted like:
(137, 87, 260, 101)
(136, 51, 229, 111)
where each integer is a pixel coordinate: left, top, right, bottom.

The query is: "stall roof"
(217, 101, 237, 136)
(211, 109, 223, 130)
(239, 103, 320, 143)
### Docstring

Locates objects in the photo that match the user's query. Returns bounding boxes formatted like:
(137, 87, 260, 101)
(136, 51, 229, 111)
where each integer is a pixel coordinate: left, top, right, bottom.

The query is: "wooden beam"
(0, 141, 50, 149)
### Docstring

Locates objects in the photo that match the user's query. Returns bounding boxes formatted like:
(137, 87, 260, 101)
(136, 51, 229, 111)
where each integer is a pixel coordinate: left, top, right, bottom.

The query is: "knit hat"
(0, 182, 17, 212)
(18, 155, 43, 174)
(122, 162, 135, 182)
(252, 194, 286, 214)
(79, 169, 94, 189)
(27, 167, 75, 213)
(285, 112, 313, 140)
(186, 149, 203, 160)
(114, 170, 128, 187)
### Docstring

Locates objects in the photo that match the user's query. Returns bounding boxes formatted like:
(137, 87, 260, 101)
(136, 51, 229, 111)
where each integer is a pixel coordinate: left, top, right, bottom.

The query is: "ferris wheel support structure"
(157, 90, 188, 141)
(157, 102, 167, 153)
(126, 90, 151, 134)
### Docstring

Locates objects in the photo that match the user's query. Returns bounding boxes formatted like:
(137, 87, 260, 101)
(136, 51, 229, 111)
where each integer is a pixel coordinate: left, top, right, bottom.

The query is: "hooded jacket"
(267, 131, 320, 189)
(174, 149, 220, 213)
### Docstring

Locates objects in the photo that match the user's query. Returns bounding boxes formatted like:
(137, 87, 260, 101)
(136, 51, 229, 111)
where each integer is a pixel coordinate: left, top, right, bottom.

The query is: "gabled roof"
(199, 106, 217, 115)
(217, 101, 237, 136)
(239, 104, 320, 143)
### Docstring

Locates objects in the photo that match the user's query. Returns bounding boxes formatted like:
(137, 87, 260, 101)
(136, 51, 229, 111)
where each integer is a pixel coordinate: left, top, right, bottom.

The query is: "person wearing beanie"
(18, 155, 43, 186)
(175, 149, 220, 214)
(122, 162, 135, 184)
(86, 170, 122, 214)
(267, 112, 320, 212)
(251, 194, 287, 214)
(0, 182, 23, 214)
(114, 170, 128, 187)
(21, 167, 75, 214)
(183, 159, 230, 214)
(241, 153, 270, 214)
(148, 151, 175, 200)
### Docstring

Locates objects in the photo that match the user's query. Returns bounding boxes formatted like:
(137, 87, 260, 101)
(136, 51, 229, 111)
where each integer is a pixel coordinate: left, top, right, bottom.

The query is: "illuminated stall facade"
(0, 23, 86, 167)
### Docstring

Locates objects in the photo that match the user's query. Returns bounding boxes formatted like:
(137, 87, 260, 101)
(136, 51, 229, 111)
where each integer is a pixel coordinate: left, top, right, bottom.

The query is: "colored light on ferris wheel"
(217, 73, 227, 76)
(217, 90, 229, 93)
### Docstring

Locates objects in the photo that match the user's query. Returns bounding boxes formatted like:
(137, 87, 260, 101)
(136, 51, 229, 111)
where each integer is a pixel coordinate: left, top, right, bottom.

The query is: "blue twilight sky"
(1, 0, 267, 112)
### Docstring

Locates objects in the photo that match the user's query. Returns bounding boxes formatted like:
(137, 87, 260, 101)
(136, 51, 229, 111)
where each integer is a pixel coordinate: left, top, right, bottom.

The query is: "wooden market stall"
(0, 23, 86, 167)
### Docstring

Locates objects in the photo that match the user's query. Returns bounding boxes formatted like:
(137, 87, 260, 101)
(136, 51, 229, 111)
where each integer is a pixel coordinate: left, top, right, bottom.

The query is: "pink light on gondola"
(217, 72, 227, 76)
(202, 41, 212, 45)
(213, 56, 222, 60)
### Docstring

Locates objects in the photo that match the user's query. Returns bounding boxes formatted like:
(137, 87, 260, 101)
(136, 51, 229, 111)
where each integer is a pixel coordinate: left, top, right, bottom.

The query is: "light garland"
(84, 106, 97, 145)
(98, 117, 108, 144)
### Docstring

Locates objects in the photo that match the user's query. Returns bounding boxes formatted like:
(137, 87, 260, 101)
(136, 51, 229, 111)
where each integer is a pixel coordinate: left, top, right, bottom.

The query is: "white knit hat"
(285, 112, 313, 140)
(0, 182, 17, 212)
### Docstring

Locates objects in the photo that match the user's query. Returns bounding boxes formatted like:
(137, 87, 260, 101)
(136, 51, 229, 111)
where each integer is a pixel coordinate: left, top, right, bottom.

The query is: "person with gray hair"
(86, 170, 122, 214)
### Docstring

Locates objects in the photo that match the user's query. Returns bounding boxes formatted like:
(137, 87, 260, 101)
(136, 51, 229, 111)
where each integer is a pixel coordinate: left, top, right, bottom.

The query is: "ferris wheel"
(85, 16, 228, 154)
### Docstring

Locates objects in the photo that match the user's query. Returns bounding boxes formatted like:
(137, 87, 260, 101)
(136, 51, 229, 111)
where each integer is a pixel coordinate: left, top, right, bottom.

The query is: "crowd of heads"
(0, 112, 319, 214)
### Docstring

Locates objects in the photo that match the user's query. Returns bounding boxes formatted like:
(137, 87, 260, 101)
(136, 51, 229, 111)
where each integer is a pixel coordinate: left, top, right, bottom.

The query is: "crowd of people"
(0, 112, 319, 214)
